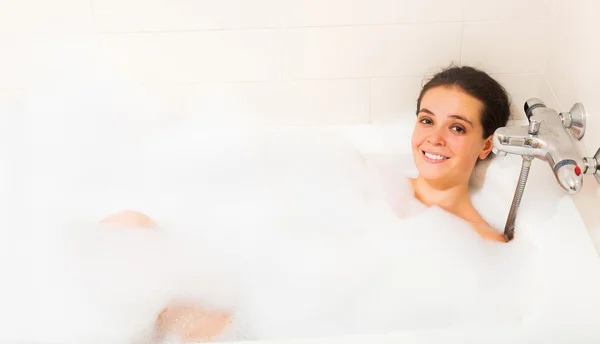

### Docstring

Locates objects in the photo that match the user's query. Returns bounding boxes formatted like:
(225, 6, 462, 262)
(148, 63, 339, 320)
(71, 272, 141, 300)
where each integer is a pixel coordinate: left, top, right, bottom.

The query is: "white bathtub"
(204, 122, 600, 344)
(6, 113, 600, 344)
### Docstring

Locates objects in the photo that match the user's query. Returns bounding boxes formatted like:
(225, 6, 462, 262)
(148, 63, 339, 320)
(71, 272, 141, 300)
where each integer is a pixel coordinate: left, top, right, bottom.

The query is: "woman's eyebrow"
(418, 108, 435, 116)
(449, 114, 473, 127)
(419, 108, 474, 128)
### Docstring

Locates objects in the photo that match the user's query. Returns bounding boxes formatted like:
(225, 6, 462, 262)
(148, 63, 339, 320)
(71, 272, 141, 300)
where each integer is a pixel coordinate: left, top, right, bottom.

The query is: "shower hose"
(503, 156, 533, 241)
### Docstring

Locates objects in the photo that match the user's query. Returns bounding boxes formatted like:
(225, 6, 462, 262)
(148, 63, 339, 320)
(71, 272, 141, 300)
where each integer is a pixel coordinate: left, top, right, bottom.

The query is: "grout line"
(459, 21, 465, 64)
(276, 0, 284, 81)
(489, 72, 545, 76)
(276, 0, 281, 26)
(371, 72, 544, 80)
(0, 88, 26, 91)
(96, 18, 551, 35)
(98, 26, 279, 35)
(543, 74, 564, 112)
(459, 0, 467, 63)
(368, 78, 372, 123)
(185, 77, 372, 85)
(541, 0, 558, 75)
(279, 41, 285, 81)
(89, 0, 98, 32)
(180, 73, 544, 86)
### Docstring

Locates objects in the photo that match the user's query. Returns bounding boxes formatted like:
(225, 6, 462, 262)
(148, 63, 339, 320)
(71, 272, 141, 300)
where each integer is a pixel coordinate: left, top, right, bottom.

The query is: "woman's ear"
(479, 136, 494, 159)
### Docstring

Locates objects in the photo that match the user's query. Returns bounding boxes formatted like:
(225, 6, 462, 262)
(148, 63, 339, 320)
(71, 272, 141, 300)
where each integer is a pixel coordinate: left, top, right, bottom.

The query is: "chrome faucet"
(491, 98, 600, 240)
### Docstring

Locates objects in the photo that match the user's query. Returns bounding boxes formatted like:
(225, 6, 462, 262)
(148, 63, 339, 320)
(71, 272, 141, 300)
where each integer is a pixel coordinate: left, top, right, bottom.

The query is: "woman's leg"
(99, 210, 156, 229)
(98, 210, 232, 342)
(156, 303, 232, 342)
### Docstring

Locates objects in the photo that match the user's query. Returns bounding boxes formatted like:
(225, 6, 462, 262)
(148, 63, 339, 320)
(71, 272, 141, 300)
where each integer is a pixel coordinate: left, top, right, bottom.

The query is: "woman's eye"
(451, 125, 466, 134)
(419, 118, 432, 125)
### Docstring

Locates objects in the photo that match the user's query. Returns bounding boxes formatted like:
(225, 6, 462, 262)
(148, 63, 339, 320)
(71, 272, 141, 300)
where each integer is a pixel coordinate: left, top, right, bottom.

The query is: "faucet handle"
(582, 147, 600, 185)
(528, 119, 541, 135)
(559, 103, 587, 140)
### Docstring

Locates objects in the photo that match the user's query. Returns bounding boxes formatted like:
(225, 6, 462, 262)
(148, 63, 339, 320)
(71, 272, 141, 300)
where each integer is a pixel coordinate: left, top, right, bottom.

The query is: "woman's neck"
(410, 177, 471, 215)
(409, 176, 506, 242)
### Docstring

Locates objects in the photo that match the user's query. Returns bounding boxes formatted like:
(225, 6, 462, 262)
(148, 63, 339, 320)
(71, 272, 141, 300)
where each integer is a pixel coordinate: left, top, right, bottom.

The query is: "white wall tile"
(370, 77, 424, 123)
(0, 89, 24, 103)
(279, 0, 464, 27)
(545, 0, 600, 156)
(93, 0, 278, 32)
(464, 0, 553, 21)
(0, 0, 94, 33)
(462, 19, 549, 74)
(0, 34, 145, 89)
(186, 79, 370, 125)
(0, 35, 34, 89)
(0, 89, 25, 117)
(492, 73, 545, 120)
(537, 77, 562, 114)
(98, 30, 281, 83)
(281, 23, 462, 79)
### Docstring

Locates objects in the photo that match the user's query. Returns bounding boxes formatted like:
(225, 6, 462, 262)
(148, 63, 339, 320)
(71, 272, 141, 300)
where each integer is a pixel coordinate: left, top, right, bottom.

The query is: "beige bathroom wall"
(0, 0, 553, 124)
(543, 0, 600, 246)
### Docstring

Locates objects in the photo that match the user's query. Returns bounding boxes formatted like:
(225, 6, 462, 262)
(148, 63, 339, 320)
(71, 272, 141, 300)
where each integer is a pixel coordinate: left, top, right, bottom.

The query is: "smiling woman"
(410, 65, 511, 242)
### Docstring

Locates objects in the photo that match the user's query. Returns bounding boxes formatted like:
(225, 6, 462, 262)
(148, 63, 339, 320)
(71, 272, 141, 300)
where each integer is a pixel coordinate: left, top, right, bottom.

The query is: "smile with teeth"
(422, 150, 449, 161)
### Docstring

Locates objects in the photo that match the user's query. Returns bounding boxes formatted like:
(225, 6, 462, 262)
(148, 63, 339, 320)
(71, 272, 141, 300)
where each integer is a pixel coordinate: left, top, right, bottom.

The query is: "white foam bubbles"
(3, 49, 594, 343)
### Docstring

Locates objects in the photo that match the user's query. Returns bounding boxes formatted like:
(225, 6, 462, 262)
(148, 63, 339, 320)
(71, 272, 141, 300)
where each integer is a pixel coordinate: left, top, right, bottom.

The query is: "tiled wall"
(0, 0, 553, 125)
(543, 0, 600, 245)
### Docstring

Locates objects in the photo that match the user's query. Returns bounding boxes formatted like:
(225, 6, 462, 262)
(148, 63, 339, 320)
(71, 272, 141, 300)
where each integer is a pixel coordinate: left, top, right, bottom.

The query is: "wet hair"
(416, 65, 511, 139)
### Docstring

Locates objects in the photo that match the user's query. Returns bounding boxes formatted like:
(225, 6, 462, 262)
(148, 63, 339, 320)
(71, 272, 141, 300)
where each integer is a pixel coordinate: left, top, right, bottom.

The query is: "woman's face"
(411, 86, 493, 186)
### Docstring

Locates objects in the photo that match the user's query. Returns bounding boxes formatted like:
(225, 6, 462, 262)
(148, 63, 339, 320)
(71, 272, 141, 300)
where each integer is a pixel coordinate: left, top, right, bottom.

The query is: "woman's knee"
(99, 210, 156, 229)
(155, 304, 232, 342)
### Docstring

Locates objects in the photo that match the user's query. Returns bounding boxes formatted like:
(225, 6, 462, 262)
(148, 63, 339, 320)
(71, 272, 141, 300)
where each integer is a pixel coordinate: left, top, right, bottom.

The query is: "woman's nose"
(427, 128, 446, 146)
